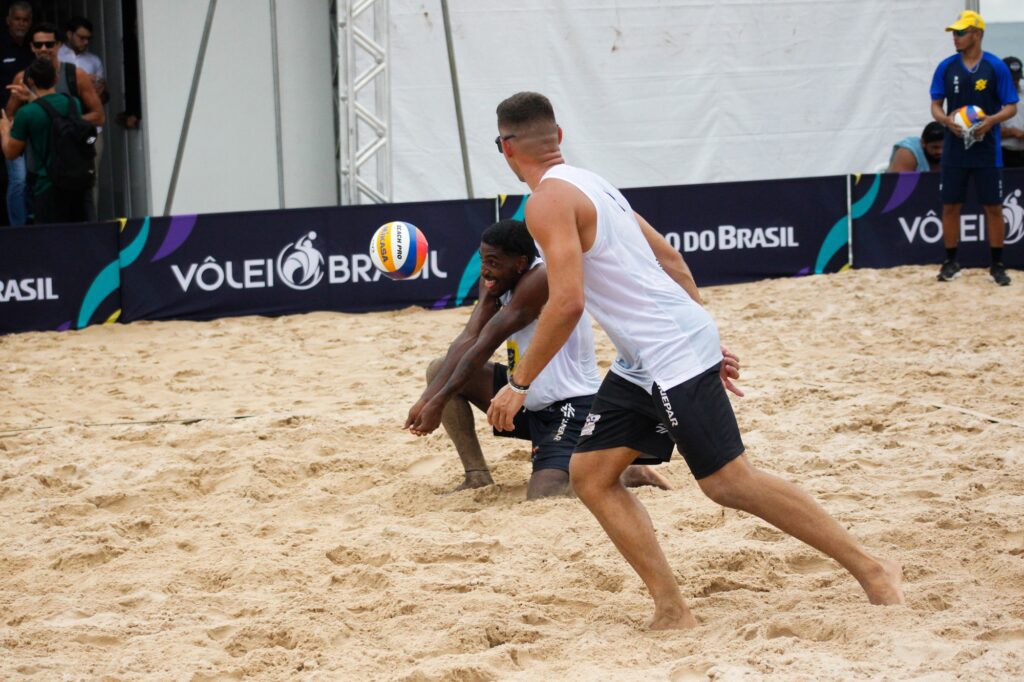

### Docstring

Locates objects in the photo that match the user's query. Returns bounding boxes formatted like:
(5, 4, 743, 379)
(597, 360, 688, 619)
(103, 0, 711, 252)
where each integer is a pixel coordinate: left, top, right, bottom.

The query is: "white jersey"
(539, 164, 722, 391)
(500, 259, 601, 411)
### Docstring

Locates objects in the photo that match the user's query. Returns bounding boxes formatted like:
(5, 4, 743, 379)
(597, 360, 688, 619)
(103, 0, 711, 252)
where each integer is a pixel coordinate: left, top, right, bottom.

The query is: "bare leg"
(983, 204, 1005, 249)
(942, 203, 961, 249)
(570, 447, 697, 629)
(527, 469, 570, 499)
(620, 465, 672, 490)
(426, 358, 494, 490)
(698, 455, 904, 605)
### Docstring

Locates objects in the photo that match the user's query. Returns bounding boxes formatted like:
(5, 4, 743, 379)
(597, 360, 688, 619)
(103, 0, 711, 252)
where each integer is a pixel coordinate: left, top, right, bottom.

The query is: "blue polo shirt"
(931, 51, 1019, 168)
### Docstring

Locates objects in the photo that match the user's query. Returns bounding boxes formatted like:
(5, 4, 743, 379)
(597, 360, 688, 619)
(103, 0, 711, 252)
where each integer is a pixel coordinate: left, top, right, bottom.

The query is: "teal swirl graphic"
(814, 175, 880, 274)
(76, 217, 150, 328)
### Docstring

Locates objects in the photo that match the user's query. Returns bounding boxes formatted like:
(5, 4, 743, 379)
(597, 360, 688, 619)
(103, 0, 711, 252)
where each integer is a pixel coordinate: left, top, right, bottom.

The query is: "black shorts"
(574, 363, 745, 479)
(940, 165, 1003, 205)
(491, 364, 594, 473)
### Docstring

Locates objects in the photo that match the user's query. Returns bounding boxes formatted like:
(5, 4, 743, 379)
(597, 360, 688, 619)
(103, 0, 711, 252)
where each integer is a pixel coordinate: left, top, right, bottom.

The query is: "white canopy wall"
(135, 1, 966, 214)
(391, 0, 965, 201)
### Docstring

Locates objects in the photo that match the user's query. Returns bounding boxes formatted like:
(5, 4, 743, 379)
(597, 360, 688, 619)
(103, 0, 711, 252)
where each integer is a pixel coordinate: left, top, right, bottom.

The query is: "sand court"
(1, 265, 1023, 680)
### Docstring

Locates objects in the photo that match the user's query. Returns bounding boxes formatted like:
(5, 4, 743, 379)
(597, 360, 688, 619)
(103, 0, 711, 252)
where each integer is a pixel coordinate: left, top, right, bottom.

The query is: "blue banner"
(851, 170, 1024, 269)
(118, 200, 495, 322)
(0, 221, 121, 334)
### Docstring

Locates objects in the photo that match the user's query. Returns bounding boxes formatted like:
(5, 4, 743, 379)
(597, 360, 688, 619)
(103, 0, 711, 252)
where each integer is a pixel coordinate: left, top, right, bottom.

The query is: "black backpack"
(34, 93, 96, 191)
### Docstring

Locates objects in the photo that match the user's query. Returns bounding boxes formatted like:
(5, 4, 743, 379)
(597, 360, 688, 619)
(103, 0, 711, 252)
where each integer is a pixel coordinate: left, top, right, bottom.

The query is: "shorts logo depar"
(658, 386, 679, 427)
(580, 412, 601, 437)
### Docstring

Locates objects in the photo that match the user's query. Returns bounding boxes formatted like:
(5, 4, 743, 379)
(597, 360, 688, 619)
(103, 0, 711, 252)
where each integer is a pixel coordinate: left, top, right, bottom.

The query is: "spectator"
(5, 22, 104, 223)
(1000, 56, 1024, 168)
(59, 16, 106, 220)
(0, 1, 34, 226)
(0, 58, 89, 224)
(930, 10, 1017, 286)
(888, 122, 944, 172)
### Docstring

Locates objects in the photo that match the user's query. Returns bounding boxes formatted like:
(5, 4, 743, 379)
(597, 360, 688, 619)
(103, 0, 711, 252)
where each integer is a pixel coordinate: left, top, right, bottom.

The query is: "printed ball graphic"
(370, 221, 429, 280)
(953, 105, 986, 131)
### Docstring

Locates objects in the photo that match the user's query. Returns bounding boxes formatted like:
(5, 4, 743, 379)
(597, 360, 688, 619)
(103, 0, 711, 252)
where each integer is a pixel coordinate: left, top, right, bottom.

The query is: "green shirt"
(10, 93, 83, 196)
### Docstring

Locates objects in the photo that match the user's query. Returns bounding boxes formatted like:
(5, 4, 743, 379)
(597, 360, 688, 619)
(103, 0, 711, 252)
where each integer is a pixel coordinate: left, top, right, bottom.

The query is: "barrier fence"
(2, 172, 1021, 335)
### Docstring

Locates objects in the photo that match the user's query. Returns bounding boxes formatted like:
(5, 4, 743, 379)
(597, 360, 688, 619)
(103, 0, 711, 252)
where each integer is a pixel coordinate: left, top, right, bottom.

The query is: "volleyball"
(370, 221, 428, 280)
(952, 105, 985, 131)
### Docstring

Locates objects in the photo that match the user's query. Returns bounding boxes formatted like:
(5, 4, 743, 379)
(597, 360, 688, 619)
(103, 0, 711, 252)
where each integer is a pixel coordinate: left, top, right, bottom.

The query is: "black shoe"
(937, 260, 961, 282)
(990, 263, 1011, 286)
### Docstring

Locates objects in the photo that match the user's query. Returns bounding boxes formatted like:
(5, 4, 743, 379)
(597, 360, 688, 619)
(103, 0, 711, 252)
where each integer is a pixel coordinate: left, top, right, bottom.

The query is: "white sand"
(1, 265, 1022, 680)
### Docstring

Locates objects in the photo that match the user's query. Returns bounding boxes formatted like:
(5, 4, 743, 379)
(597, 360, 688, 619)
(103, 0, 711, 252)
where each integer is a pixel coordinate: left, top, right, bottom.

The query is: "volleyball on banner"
(369, 221, 429, 280)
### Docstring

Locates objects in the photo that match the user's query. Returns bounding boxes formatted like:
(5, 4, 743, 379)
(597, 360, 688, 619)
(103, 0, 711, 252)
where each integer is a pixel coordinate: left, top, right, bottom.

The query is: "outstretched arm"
(406, 268, 547, 434)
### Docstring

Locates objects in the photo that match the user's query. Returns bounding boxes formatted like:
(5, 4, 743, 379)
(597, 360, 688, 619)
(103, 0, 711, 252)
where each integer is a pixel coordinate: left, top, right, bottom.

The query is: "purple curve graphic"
(432, 294, 452, 310)
(56, 321, 71, 331)
(793, 266, 811, 277)
(151, 214, 198, 262)
(881, 173, 919, 215)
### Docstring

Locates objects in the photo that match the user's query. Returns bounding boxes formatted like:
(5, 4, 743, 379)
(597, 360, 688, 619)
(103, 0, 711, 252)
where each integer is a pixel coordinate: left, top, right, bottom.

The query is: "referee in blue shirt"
(930, 10, 1017, 286)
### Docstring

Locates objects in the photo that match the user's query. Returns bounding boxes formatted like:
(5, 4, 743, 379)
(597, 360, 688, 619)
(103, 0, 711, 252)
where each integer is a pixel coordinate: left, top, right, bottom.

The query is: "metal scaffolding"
(334, 0, 391, 205)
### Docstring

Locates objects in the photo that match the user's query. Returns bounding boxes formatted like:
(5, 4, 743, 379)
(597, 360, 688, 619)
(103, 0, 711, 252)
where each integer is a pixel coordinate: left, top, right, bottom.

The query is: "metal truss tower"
(334, 0, 391, 204)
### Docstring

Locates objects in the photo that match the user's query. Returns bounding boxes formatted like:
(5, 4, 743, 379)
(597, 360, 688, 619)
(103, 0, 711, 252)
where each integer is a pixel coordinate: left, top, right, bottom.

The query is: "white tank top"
(539, 164, 722, 391)
(500, 259, 602, 411)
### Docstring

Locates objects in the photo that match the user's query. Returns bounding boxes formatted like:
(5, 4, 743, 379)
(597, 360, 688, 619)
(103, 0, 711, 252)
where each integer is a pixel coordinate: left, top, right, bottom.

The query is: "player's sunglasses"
(952, 29, 976, 38)
(494, 134, 516, 153)
(32, 40, 57, 48)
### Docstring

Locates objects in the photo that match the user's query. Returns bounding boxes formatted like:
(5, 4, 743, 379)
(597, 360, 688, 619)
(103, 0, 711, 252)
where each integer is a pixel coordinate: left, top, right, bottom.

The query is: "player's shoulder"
(935, 54, 960, 72)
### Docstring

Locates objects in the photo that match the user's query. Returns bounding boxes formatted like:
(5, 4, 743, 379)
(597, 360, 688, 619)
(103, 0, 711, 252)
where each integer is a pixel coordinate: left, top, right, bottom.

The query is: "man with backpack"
(3, 22, 103, 223)
(0, 57, 95, 224)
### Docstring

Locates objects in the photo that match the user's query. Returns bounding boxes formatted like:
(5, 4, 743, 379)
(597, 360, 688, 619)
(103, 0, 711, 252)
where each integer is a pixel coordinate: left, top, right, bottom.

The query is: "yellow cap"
(946, 10, 985, 32)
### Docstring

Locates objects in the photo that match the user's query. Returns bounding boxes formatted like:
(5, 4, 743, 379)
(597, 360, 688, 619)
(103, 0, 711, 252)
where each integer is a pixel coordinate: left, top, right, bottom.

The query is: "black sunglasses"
(952, 29, 975, 38)
(494, 134, 516, 153)
(32, 40, 57, 48)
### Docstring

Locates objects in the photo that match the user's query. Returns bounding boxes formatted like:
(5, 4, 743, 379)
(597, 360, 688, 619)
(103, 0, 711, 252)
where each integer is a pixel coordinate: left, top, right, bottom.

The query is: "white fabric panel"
(391, 0, 964, 202)
(139, 0, 335, 215)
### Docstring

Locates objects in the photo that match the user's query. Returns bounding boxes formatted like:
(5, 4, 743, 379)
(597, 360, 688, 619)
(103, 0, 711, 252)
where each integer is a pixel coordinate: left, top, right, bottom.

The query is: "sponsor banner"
(624, 176, 850, 284)
(0, 221, 121, 335)
(499, 176, 849, 286)
(851, 170, 1024, 269)
(119, 200, 495, 322)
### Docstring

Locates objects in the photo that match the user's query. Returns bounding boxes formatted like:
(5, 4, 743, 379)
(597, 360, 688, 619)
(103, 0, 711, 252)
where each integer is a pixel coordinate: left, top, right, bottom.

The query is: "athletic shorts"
(491, 363, 594, 473)
(574, 363, 745, 480)
(940, 165, 1003, 205)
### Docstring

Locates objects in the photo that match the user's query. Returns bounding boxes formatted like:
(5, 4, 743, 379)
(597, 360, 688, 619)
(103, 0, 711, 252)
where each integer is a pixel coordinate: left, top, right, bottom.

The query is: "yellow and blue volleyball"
(370, 221, 429, 280)
(953, 105, 986, 130)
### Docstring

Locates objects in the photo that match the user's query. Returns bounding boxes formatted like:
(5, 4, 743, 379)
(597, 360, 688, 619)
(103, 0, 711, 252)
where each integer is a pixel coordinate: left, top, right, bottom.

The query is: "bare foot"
(647, 604, 698, 630)
(861, 558, 905, 605)
(451, 471, 493, 492)
(620, 465, 672, 490)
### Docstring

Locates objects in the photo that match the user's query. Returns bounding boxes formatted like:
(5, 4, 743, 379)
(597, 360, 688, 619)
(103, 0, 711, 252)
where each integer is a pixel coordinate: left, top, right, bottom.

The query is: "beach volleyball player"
(405, 220, 695, 499)
(487, 92, 904, 628)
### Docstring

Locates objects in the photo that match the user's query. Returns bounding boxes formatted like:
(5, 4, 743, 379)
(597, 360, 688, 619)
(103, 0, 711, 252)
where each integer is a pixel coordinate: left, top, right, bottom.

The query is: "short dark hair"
(8, 2, 31, 18)
(30, 22, 60, 42)
(480, 220, 536, 260)
(922, 121, 945, 143)
(496, 92, 556, 129)
(25, 57, 56, 89)
(66, 16, 94, 34)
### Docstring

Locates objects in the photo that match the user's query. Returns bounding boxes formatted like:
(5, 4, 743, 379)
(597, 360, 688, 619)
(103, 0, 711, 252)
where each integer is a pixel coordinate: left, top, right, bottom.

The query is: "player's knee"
(569, 452, 617, 501)
(527, 469, 569, 500)
(697, 457, 752, 509)
(425, 357, 444, 383)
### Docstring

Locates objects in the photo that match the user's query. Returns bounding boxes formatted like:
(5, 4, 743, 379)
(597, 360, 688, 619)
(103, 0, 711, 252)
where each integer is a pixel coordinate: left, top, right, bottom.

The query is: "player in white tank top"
(487, 91, 904, 627)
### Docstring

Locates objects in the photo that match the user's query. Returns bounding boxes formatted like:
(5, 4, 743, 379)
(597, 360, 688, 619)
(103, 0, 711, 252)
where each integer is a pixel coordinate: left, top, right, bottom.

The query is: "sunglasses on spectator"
(494, 134, 516, 153)
(32, 40, 57, 48)
(952, 29, 976, 38)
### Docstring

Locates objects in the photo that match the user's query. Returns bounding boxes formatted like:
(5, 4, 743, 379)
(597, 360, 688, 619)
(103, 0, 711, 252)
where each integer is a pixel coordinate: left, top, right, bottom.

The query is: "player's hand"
(487, 384, 526, 432)
(946, 116, 965, 138)
(720, 344, 744, 397)
(974, 118, 995, 139)
(407, 399, 444, 436)
(404, 399, 426, 431)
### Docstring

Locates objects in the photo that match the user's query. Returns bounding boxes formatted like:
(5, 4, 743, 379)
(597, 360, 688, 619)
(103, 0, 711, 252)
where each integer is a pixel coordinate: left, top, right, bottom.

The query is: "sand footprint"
(406, 454, 445, 475)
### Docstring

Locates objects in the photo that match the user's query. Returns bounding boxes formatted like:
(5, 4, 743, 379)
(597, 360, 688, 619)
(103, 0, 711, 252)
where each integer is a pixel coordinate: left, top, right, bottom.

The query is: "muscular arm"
(5, 72, 26, 120)
(75, 67, 105, 126)
(931, 98, 960, 137)
(432, 268, 547, 404)
(888, 147, 920, 173)
(508, 186, 586, 388)
(635, 211, 703, 304)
